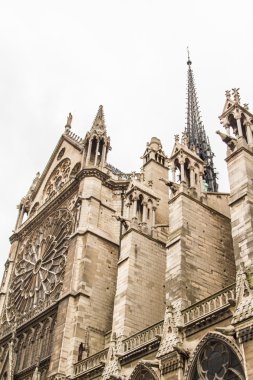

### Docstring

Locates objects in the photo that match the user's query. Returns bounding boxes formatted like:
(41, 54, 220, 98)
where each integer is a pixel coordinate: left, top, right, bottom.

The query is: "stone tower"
(0, 57, 252, 380)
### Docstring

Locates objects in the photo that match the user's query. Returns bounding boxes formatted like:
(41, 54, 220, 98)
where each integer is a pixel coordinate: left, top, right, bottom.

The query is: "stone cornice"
(15, 356, 50, 376)
(71, 227, 119, 247)
(122, 226, 166, 246)
(79, 195, 116, 212)
(119, 339, 160, 366)
(225, 144, 253, 163)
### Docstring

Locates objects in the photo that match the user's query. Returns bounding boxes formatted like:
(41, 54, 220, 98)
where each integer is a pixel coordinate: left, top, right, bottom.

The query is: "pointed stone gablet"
(185, 48, 218, 192)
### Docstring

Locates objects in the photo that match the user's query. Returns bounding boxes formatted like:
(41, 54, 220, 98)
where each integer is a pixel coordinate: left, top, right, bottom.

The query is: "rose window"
(6, 209, 73, 322)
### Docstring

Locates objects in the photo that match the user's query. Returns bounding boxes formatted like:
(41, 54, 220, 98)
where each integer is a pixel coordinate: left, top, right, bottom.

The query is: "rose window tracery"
(44, 158, 71, 201)
(6, 209, 73, 322)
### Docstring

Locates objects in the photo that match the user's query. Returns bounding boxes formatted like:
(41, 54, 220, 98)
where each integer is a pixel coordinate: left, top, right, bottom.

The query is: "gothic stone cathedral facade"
(0, 60, 253, 380)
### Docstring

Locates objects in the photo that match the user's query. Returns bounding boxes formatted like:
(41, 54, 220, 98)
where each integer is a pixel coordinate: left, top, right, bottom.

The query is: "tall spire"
(185, 49, 218, 192)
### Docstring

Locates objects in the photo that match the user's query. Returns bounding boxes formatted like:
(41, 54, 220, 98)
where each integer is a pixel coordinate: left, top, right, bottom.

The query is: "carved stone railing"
(122, 320, 164, 353)
(73, 321, 164, 377)
(182, 283, 236, 325)
(73, 348, 108, 376)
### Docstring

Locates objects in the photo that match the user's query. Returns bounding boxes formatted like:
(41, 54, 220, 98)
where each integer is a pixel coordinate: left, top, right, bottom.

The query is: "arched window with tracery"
(190, 338, 245, 380)
(129, 364, 158, 380)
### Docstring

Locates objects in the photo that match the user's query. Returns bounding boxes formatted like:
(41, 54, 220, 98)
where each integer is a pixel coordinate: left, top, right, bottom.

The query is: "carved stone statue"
(67, 112, 73, 126)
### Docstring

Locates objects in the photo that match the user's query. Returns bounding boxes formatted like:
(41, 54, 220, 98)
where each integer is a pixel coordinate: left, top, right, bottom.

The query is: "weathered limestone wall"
(78, 177, 121, 240)
(49, 231, 119, 376)
(112, 230, 166, 338)
(242, 339, 253, 377)
(205, 193, 230, 218)
(227, 147, 253, 268)
(166, 193, 235, 306)
(143, 160, 169, 224)
(48, 175, 121, 377)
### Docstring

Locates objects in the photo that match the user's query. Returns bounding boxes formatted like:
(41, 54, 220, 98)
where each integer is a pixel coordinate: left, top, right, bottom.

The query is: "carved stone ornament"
(102, 335, 122, 380)
(232, 264, 253, 324)
(6, 209, 73, 323)
(44, 158, 71, 201)
(156, 302, 183, 358)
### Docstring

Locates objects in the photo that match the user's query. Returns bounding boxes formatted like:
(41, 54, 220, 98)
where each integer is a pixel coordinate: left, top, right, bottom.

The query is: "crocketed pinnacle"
(185, 50, 218, 192)
(91, 105, 106, 132)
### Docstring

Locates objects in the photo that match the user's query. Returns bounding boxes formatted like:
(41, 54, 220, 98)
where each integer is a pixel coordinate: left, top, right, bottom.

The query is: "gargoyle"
(138, 359, 159, 368)
(172, 344, 189, 359)
(159, 178, 179, 194)
(112, 215, 130, 230)
(216, 131, 237, 150)
(215, 325, 235, 336)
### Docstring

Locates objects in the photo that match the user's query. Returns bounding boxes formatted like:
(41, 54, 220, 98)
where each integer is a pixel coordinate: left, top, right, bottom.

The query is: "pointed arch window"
(129, 363, 158, 380)
(191, 339, 245, 380)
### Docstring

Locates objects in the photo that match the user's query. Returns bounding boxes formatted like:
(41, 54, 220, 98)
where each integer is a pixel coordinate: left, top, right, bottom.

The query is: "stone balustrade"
(122, 320, 163, 353)
(70, 285, 237, 377)
(73, 348, 108, 376)
(182, 283, 236, 325)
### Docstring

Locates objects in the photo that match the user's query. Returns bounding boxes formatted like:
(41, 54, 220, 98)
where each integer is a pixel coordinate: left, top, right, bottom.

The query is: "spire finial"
(184, 52, 218, 192)
(232, 88, 240, 104)
(225, 90, 231, 100)
(187, 46, 192, 66)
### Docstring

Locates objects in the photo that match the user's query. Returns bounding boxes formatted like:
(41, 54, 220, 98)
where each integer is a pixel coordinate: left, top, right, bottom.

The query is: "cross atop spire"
(185, 50, 218, 192)
(187, 46, 192, 66)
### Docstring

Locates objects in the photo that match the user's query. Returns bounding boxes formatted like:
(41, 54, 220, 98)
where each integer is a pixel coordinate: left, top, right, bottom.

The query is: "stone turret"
(218, 90, 253, 332)
(82, 105, 111, 169)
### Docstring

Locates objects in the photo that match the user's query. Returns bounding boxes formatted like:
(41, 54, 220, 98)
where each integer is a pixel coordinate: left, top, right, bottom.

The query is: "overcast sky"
(0, 0, 253, 276)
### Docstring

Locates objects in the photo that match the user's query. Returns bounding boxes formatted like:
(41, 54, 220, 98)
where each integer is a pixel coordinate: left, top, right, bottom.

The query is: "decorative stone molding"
(237, 325, 253, 343)
(160, 352, 182, 375)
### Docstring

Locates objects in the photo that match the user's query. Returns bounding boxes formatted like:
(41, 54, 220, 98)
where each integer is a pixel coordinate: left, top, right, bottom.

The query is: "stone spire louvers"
(185, 51, 218, 192)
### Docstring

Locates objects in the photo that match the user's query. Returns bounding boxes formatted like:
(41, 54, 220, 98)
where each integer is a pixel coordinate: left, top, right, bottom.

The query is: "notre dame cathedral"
(0, 56, 252, 380)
